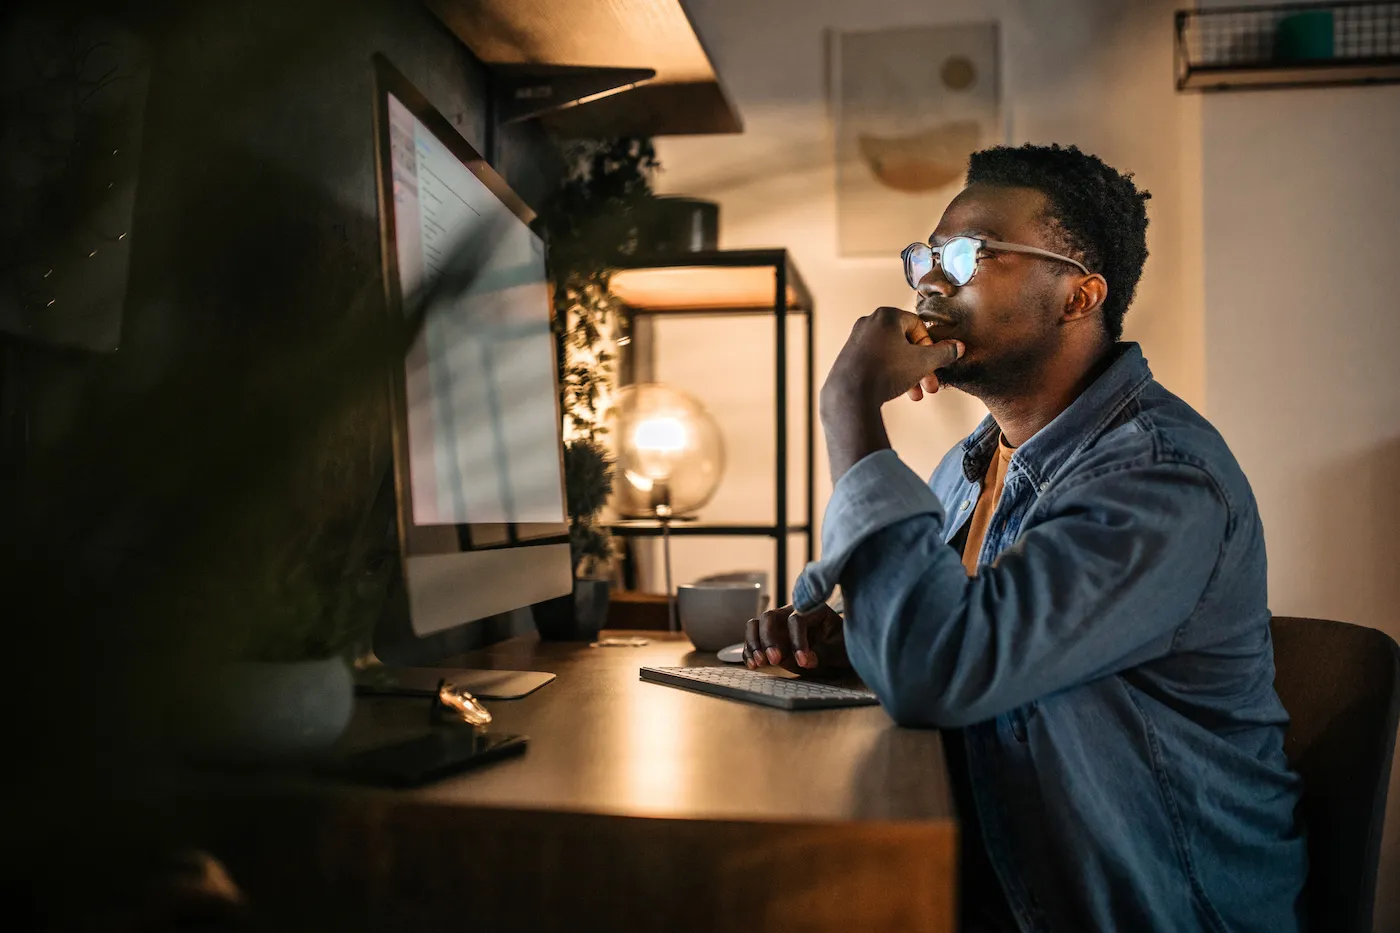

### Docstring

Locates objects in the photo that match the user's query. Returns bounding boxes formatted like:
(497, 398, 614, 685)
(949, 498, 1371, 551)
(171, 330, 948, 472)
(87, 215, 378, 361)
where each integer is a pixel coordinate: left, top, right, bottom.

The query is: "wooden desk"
(211, 633, 958, 933)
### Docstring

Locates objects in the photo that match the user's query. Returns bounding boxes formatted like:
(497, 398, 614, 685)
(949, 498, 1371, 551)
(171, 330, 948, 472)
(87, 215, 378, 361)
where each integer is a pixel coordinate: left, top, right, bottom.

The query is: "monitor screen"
(388, 93, 566, 538)
(374, 56, 571, 644)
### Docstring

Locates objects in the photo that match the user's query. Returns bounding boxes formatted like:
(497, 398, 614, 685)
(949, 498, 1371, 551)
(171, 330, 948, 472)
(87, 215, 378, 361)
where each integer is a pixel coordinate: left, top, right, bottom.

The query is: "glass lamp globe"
(607, 383, 726, 520)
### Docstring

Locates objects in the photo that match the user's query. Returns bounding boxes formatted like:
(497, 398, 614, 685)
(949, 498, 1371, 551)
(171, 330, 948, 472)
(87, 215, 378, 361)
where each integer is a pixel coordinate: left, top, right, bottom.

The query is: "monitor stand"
(354, 666, 555, 700)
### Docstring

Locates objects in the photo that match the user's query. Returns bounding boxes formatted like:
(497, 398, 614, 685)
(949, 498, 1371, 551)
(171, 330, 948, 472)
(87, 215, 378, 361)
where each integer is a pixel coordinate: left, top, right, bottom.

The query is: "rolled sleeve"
(791, 449, 945, 612)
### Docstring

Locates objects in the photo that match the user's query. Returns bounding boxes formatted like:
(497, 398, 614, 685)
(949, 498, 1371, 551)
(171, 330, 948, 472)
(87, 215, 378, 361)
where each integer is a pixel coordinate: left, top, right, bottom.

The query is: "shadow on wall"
(1298, 436, 1400, 627)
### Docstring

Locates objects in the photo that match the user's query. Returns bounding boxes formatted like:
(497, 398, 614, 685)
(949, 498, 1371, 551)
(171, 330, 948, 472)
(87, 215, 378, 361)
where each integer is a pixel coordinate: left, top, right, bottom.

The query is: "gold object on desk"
(433, 679, 493, 731)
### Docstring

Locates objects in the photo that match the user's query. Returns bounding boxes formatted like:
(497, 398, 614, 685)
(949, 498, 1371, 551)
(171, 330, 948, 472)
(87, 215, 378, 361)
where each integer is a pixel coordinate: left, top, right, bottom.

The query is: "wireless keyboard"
(640, 665, 879, 711)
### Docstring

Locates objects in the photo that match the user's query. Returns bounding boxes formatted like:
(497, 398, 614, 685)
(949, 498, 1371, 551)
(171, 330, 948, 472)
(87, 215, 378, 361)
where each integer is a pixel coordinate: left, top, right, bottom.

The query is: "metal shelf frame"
(606, 249, 815, 601)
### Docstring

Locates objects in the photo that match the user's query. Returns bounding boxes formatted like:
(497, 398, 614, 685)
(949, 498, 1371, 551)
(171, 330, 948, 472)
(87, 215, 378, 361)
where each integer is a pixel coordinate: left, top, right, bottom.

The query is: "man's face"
(917, 183, 1076, 398)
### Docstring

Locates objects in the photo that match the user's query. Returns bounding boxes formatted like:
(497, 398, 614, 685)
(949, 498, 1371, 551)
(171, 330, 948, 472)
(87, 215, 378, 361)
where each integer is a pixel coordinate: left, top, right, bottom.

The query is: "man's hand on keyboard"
(744, 603, 849, 675)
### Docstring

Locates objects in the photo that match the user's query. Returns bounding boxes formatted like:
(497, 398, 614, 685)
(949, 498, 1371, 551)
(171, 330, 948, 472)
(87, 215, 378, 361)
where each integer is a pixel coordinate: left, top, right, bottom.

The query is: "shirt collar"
(959, 342, 1154, 486)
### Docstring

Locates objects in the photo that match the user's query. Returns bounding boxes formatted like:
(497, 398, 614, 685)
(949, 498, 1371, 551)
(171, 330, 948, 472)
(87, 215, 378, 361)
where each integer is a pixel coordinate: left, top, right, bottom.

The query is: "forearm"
(819, 385, 890, 484)
(837, 464, 1227, 728)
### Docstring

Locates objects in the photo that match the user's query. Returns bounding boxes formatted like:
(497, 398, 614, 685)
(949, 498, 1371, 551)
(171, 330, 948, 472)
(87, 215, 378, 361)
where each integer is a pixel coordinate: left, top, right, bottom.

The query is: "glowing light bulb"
(606, 383, 725, 520)
(633, 416, 688, 454)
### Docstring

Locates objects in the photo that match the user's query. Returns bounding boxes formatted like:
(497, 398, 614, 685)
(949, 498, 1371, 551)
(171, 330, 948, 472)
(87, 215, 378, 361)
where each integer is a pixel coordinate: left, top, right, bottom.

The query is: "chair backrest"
(1270, 616, 1400, 933)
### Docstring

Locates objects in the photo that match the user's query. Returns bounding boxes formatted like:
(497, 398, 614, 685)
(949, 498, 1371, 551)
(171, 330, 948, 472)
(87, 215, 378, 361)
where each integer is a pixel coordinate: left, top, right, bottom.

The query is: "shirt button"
(959, 499, 971, 510)
(1039, 482, 1049, 492)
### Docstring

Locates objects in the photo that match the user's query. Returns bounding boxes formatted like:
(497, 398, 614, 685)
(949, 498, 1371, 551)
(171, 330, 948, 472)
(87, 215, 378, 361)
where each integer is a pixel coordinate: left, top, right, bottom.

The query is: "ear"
(1062, 273, 1108, 324)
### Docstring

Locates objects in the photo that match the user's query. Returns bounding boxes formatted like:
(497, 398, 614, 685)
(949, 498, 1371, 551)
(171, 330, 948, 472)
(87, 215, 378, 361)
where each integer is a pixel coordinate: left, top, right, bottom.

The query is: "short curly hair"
(966, 144, 1150, 342)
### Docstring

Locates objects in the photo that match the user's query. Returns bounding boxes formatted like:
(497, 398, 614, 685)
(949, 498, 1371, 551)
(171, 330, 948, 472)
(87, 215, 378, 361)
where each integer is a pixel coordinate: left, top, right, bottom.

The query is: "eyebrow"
(929, 227, 1000, 245)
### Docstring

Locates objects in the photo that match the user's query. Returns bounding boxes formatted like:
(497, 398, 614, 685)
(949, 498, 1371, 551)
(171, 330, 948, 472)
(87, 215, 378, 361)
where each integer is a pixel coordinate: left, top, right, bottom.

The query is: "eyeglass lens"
(906, 238, 979, 288)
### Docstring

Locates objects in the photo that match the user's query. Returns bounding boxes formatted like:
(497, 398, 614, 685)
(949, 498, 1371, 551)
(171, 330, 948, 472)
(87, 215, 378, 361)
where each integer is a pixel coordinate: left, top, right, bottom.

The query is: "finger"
(758, 606, 795, 666)
(788, 610, 817, 668)
(896, 309, 934, 346)
(922, 338, 964, 371)
(744, 617, 762, 668)
(920, 374, 939, 395)
(908, 384, 924, 402)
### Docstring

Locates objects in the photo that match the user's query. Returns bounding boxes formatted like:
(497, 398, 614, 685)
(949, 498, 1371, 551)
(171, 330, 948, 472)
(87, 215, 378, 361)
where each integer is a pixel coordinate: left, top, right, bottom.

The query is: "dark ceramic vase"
(639, 196, 720, 255)
(534, 578, 611, 641)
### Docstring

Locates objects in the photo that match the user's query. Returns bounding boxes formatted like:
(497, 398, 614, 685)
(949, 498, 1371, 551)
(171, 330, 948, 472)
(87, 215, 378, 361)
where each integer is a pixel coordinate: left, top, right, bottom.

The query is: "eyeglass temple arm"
(981, 238, 1089, 274)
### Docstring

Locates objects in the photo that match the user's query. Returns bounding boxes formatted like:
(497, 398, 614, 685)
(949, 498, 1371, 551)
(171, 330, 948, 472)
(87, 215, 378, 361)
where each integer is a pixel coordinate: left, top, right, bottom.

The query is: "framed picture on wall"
(833, 22, 1002, 257)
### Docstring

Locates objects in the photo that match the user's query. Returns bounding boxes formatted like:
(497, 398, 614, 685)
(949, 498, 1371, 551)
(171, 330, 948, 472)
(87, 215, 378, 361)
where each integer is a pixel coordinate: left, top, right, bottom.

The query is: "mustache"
(915, 298, 966, 326)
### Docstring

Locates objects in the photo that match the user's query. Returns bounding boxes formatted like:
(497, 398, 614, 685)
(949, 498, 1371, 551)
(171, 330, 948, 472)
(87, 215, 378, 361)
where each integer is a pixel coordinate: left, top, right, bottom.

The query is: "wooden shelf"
(426, 0, 742, 136)
(609, 249, 814, 313)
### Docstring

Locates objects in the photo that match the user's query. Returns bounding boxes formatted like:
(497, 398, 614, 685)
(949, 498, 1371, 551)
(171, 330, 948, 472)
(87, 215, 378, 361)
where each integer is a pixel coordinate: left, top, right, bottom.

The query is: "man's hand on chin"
(819, 307, 963, 483)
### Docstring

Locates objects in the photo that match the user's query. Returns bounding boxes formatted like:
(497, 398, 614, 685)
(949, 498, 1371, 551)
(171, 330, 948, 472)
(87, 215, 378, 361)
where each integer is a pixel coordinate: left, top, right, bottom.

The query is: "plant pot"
(639, 196, 720, 255)
(181, 657, 354, 765)
(534, 578, 611, 641)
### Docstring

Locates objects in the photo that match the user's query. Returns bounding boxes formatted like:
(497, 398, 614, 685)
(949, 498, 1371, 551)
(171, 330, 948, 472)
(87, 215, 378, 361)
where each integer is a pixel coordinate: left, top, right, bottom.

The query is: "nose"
(916, 266, 955, 299)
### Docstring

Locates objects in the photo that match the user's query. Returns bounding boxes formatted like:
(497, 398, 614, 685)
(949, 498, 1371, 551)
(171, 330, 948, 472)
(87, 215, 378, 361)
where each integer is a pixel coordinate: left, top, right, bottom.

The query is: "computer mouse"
(717, 643, 745, 664)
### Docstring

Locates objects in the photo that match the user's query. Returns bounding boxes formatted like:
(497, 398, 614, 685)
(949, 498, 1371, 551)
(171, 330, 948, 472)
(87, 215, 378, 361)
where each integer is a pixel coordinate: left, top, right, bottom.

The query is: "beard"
(918, 296, 1059, 400)
(936, 348, 1046, 398)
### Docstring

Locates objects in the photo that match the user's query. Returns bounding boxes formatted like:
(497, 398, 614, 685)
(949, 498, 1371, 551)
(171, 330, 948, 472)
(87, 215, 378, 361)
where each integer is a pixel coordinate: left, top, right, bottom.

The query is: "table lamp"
(608, 383, 725, 629)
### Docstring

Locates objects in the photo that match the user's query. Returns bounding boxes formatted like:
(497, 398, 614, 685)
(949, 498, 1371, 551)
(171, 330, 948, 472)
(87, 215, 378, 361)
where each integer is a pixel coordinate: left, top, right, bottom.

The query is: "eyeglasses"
(901, 236, 1090, 289)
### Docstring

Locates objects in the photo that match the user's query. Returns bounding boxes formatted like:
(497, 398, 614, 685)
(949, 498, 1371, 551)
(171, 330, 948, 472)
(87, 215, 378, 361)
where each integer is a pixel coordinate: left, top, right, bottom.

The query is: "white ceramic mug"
(677, 582, 764, 652)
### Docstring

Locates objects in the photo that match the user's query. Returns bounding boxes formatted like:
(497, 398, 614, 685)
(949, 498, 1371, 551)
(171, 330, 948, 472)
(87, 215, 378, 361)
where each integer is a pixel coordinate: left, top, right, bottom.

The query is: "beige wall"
(1202, 83, 1400, 932)
(642, 0, 1202, 599)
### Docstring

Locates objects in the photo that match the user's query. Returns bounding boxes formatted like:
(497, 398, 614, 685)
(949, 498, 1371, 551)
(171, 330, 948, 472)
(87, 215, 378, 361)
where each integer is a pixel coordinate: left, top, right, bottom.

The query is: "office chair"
(1270, 615, 1400, 933)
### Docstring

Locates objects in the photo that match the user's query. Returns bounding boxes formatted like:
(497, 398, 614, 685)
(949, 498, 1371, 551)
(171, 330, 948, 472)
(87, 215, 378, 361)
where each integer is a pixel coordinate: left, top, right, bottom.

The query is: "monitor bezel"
(370, 53, 570, 565)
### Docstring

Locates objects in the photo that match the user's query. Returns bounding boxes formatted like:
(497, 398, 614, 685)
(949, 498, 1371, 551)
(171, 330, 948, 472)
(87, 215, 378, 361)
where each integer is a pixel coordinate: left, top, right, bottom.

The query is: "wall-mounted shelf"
(1176, 2, 1400, 91)
(425, 0, 742, 136)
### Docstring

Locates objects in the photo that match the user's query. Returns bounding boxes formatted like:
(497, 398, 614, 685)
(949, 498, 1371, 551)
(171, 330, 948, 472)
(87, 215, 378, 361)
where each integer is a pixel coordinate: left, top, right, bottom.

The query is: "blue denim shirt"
(793, 344, 1307, 933)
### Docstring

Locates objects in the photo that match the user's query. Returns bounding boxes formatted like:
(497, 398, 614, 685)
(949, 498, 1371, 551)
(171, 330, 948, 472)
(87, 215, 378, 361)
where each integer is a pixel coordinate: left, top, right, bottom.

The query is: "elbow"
(864, 639, 984, 729)
(881, 693, 933, 728)
(883, 692, 983, 729)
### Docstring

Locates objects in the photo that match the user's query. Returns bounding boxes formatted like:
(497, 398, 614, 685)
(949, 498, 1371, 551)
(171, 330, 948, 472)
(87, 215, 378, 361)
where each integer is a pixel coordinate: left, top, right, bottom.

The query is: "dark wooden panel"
(217, 796, 957, 933)
(607, 589, 672, 629)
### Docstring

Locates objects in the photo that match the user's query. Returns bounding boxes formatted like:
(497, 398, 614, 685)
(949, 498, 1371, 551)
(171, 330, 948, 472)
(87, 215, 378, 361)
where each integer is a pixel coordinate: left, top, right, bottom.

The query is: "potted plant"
(175, 323, 397, 763)
(531, 138, 659, 640)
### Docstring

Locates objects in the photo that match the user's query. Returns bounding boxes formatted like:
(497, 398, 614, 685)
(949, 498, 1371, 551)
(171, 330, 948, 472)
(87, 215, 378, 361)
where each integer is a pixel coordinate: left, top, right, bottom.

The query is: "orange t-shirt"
(961, 437, 1015, 575)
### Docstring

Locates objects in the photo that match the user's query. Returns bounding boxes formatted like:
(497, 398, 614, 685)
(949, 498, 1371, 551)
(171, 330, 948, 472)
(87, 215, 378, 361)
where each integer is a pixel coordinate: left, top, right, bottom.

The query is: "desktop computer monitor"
(368, 54, 572, 686)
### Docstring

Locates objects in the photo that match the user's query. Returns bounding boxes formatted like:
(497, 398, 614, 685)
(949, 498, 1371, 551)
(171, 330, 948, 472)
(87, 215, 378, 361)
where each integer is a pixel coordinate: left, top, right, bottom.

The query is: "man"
(744, 144, 1306, 933)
